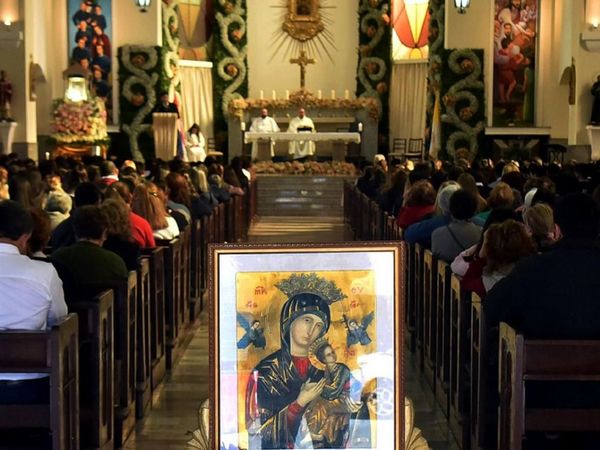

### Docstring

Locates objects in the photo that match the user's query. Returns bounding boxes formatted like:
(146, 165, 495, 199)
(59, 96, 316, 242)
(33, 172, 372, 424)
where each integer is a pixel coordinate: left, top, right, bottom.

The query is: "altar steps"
(256, 175, 355, 217)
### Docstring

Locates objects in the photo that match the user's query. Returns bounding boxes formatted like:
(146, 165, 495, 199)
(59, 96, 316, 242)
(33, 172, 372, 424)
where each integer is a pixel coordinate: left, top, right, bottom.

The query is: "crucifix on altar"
(290, 50, 315, 91)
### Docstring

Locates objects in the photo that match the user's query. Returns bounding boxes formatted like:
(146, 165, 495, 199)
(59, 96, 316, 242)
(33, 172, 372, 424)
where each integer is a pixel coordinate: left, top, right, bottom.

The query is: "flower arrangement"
(50, 98, 109, 145)
(254, 160, 359, 176)
(228, 90, 380, 121)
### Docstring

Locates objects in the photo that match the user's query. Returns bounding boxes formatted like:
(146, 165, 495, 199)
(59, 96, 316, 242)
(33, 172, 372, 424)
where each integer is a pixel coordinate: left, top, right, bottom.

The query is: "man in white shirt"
(0, 200, 68, 400)
(288, 107, 316, 160)
(249, 108, 280, 160)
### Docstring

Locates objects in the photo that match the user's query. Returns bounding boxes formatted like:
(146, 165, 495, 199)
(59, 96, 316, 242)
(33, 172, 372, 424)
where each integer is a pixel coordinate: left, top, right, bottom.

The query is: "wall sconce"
(135, 0, 152, 12)
(0, 22, 23, 49)
(454, 0, 471, 14)
(582, 0, 600, 51)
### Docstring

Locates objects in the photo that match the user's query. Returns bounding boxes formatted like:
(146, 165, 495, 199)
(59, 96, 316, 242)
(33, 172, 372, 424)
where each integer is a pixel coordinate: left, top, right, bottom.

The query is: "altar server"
(185, 123, 207, 162)
(249, 108, 280, 159)
(288, 107, 316, 160)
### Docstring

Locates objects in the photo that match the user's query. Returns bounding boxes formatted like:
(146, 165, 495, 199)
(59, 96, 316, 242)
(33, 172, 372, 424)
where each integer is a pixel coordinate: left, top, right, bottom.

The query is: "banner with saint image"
(492, 0, 538, 126)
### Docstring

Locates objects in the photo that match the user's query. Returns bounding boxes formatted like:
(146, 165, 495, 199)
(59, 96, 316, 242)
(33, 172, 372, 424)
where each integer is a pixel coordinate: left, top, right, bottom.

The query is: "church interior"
(1, 0, 600, 449)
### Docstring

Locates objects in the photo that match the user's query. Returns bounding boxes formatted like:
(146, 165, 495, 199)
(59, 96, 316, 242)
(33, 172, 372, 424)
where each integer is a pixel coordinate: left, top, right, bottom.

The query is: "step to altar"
(256, 175, 355, 216)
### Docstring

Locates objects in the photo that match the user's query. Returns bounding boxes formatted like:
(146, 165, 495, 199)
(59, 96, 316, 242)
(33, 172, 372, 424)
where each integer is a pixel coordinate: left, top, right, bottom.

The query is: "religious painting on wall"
(68, 0, 113, 120)
(493, 0, 538, 126)
(210, 243, 404, 449)
(176, 0, 213, 61)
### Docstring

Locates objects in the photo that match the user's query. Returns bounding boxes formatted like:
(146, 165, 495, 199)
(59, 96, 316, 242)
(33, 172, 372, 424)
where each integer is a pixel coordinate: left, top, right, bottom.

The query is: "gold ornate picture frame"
(283, 0, 324, 42)
(209, 242, 405, 449)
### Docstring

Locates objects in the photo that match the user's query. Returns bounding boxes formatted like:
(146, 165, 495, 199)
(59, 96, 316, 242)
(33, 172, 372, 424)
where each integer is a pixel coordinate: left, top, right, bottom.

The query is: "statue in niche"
(0, 70, 13, 121)
(591, 75, 600, 125)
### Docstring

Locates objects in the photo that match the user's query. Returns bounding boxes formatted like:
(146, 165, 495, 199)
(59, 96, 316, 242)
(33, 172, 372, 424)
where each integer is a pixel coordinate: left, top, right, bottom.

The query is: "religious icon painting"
(492, 0, 539, 126)
(210, 243, 405, 449)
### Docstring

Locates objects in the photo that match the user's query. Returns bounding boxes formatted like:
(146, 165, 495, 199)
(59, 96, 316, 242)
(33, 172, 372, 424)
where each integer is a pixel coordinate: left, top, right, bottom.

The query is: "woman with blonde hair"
(132, 181, 180, 240)
(523, 203, 560, 251)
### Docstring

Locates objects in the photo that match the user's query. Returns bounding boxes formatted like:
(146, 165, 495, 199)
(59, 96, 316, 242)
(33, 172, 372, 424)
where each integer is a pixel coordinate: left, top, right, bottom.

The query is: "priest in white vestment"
(249, 108, 280, 159)
(287, 108, 316, 159)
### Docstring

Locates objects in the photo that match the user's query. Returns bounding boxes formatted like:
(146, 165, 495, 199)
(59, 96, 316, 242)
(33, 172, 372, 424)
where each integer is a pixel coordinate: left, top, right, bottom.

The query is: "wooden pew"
(448, 274, 471, 449)
(497, 323, 600, 450)
(189, 219, 203, 319)
(405, 242, 416, 352)
(178, 226, 191, 330)
(216, 202, 226, 243)
(0, 314, 79, 450)
(136, 257, 152, 419)
(156, 238, 184, 369)
(113, 272, 138, 447)
(142, 247, 167, 390)
(414, 243, 424, 362)
(201, 213, 215, 292)
(360, 194, 370, 240)
(434, 259, 451, 416)
(470, 291, 491, 450)
(69, 290, 114, 450)
(422, 249, 438, 391)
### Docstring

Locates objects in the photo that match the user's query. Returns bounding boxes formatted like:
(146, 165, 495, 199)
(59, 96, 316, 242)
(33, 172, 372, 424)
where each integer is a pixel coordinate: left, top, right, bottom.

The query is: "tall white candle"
(285, 90, 290, 100)
(259, 90, 264, 99)
(344, 89, 350, 100)
(272, 90, 277, 100)
(45, 151, 50, 160)
(331, 90, 336, 99)
(358, 122, 363, 132)
(317, 90, 322, 99)
(241, 121, 246, 131)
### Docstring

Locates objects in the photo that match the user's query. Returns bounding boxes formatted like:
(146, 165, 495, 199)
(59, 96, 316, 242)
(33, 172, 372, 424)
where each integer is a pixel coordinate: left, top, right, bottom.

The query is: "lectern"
(153, 113, 178, 160)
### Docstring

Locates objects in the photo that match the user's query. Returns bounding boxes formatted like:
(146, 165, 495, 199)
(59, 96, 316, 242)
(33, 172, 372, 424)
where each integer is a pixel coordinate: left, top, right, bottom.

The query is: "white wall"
(247, 0, 359, 98)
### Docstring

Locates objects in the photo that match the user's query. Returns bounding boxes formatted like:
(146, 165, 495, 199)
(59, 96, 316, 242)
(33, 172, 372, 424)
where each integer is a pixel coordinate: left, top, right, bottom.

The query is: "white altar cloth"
(244, 132, 361, 144)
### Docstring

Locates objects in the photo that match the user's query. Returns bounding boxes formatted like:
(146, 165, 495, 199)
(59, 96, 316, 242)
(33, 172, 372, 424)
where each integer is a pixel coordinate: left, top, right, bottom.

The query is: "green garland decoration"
(161, 0, 181, 97)
(118, 45, 161, 162)
(425, 0, 445, 156)
(212, 0, 248, 154)
(357, 0, 391, 152)
(440, 48, 486, 161)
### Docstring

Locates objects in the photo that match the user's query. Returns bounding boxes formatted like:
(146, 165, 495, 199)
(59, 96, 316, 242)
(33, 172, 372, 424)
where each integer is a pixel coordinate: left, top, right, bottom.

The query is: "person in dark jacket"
(483, 193, 600, 449)
(51, 205, 128, 304)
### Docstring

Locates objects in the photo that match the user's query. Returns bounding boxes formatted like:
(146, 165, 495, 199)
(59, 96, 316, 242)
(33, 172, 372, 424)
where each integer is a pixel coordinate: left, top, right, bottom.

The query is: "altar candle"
(317, 90, 322, 99)
(45, 151, 50, 160)
(272, 90, 277, 100)
(344, 89, 350, 100)
(259, 90, 264, 100)
(358, 122, 363, 132)
(285, 90, 290, 100)
(331, 90, 336, 99)
(241, 121, 246, 131)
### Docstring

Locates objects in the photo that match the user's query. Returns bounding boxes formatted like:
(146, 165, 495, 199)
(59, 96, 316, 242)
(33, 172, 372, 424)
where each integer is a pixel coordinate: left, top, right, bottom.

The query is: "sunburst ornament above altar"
(271, 0, 336, 62)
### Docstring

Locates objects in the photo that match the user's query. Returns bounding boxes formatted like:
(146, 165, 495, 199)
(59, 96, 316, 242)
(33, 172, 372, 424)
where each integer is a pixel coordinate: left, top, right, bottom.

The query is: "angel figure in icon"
(236, 313, 266, 350)
(344, 312, 374, 347)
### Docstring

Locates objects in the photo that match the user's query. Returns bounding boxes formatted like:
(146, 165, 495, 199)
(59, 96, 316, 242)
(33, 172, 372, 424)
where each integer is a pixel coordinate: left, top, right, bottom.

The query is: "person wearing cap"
(373, 154, 388, 173)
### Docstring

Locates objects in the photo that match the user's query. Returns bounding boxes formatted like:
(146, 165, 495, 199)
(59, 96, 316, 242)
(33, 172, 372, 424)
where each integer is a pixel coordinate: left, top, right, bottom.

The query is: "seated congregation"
(349, 155, 600, 450)
(0, 152, 256, 449)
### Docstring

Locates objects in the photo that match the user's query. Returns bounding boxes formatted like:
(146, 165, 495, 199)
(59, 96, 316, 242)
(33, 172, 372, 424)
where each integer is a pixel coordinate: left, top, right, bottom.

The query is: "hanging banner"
(492, 0, 538, 126)
(68, 0, 113, 121)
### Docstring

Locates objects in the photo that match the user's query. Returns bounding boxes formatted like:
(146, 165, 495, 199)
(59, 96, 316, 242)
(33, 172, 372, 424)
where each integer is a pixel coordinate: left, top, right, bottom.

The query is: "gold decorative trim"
(283, 0, 324, 42)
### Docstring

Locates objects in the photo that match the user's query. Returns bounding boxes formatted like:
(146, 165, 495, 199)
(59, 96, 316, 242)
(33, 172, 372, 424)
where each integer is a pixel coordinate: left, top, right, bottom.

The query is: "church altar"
(244, 131, 361, 161)
(227, 91, 379, 162)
